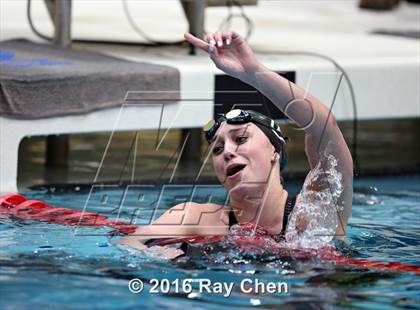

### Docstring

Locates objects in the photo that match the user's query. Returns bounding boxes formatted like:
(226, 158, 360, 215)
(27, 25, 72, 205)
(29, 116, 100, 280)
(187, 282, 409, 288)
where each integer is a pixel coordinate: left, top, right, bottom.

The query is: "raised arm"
(185, 31, 353, 236)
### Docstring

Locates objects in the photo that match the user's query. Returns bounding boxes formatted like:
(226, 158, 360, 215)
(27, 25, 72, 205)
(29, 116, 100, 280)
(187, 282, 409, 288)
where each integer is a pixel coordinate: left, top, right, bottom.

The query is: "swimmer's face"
(210, 122, 277, 198)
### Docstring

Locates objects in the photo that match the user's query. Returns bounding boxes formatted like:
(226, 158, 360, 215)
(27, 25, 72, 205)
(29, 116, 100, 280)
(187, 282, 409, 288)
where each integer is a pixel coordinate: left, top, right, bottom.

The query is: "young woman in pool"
(118, 31, 353, 254)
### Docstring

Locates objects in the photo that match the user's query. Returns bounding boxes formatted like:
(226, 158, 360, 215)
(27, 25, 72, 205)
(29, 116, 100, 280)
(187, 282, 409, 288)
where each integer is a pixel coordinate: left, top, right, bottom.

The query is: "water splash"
(206, 152, 345, 256)
(285, 153, 344, 249)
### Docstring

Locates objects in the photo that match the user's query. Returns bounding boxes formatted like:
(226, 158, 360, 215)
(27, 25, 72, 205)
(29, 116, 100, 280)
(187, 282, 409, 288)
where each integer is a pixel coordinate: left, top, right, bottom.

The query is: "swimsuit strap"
(228, 206, 239, 226)
(228, 195, 297, 235)
(281, 195, 296, 235)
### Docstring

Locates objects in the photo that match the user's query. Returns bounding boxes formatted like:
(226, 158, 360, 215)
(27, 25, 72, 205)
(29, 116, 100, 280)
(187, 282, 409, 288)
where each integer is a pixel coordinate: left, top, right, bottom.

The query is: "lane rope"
(1, 194, 419, 274)
(0, 194, 137, 235)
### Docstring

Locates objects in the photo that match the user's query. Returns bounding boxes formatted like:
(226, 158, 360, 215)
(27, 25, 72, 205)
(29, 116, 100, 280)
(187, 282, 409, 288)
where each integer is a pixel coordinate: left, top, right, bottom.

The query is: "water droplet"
(187, 292, 201, 299)
(250, 298, 261, 306)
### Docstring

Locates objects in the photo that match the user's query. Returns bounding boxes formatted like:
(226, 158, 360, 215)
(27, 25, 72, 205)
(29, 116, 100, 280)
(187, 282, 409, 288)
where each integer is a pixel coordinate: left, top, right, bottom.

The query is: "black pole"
(45, 0, 72, 183)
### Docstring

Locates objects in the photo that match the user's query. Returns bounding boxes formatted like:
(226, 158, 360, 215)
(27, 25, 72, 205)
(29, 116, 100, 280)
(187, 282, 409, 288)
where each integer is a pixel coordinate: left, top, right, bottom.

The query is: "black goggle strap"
(204, 116, 222, 142)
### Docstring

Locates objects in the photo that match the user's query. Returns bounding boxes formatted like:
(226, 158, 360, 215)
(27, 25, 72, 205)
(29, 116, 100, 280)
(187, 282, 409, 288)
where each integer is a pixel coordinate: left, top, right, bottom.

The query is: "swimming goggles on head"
(203, 109, 287, 144)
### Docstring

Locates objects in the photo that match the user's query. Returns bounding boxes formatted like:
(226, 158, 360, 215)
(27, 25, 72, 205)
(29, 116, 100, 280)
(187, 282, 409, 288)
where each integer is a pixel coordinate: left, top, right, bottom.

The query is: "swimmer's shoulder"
(142, 202, 230, 235)
(118, 202, 230, 248)
(170, 202, 231, 234)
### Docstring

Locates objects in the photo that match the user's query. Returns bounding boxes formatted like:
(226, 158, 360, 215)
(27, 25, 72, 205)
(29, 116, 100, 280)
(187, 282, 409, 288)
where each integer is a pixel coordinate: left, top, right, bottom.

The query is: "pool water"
(1, 175, 419, 309)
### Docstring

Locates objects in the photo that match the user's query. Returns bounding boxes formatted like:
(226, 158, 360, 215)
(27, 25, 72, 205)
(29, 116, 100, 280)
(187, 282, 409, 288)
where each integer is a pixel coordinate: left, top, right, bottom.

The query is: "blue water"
(1, 175, 419, 309)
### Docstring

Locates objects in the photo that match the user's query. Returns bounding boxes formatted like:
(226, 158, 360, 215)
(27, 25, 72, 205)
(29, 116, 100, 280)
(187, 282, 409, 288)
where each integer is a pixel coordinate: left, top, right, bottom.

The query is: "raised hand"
(184, 31, 260, 82)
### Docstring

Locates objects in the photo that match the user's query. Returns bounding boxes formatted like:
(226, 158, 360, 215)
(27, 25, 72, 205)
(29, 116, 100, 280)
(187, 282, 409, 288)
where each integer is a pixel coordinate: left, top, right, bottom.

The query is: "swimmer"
(118, 31, 353, 255)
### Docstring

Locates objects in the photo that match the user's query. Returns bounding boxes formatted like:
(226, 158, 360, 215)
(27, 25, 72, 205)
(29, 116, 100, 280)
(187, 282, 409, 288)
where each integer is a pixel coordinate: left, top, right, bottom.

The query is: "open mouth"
(226, 164, 246, 178)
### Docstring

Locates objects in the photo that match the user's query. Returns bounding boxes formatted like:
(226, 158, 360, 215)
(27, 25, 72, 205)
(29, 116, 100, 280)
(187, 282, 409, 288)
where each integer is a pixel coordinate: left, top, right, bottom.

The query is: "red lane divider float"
(0, 194, 137, 235)
(151, 226, 420, 274)
(1, 194, 419, 274)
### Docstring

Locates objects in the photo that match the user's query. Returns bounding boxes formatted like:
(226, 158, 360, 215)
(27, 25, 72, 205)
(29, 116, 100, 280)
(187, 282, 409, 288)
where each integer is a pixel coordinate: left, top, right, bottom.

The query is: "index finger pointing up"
(184, 32, 214, 53)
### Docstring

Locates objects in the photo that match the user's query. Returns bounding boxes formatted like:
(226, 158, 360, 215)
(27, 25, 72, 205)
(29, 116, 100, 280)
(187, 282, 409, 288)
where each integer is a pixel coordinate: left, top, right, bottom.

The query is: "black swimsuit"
(144, 196, 296, 247)
(228, 195, 296, 238)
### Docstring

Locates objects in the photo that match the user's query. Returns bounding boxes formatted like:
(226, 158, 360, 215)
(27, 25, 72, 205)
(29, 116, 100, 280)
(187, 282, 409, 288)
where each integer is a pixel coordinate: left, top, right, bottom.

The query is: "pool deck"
(1, 1, 419, 119)
(1, 0, 419, 193)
